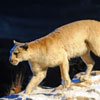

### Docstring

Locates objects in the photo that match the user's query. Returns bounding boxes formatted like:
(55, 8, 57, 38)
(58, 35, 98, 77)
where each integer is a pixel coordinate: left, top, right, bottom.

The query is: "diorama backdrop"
(0, 0, 100, 97)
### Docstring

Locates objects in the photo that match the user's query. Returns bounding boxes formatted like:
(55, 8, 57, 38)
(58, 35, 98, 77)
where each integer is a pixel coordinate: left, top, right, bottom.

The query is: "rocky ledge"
(1, 71, 100, 100)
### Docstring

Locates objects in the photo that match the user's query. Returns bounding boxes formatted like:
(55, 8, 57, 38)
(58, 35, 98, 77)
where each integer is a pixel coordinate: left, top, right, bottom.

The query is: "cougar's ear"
(20, 43, 28, 50)
(13, 40, 17, 44)
(13, 40, 24, 45)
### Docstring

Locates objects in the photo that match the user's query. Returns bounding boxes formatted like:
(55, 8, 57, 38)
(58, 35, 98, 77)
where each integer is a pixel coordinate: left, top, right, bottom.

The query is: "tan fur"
(9, 20, 100, 95)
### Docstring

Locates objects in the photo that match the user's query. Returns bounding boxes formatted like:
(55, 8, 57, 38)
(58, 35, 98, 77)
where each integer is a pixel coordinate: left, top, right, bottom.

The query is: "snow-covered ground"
(1, 71, 100, 100)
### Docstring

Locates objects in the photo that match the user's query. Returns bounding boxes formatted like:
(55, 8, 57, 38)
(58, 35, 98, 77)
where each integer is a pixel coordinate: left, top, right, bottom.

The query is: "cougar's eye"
(14, 52, 18, 56)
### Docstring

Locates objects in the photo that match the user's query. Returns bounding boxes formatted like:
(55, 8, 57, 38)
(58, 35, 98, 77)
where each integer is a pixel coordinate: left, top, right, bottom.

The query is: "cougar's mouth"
(10, 59, 19, 66)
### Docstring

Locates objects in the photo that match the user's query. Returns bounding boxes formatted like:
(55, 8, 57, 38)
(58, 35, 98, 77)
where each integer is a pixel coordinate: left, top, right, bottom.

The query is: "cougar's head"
(9, 40, 29, 66)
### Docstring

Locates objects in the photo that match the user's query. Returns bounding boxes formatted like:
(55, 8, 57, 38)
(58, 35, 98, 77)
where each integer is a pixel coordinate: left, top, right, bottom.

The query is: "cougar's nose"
(9, 59, 13, 63)
(9, 55, 12, 63)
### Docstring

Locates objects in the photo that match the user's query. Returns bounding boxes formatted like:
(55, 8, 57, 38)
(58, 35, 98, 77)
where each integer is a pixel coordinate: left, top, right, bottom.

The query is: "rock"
(1, 71, 100, 100)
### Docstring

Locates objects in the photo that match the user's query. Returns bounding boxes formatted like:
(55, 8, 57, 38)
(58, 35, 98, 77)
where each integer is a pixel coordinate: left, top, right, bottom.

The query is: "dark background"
(0, 0, 100, 97)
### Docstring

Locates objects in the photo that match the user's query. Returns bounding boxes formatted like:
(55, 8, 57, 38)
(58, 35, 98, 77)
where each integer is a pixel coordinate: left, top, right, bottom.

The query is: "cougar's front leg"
(25, 62, 47, 95)
(60, 56, 71, 88)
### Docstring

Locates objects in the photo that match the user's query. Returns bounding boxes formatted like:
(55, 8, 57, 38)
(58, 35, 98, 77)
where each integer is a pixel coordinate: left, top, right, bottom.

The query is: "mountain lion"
(10, 20, 100, 95)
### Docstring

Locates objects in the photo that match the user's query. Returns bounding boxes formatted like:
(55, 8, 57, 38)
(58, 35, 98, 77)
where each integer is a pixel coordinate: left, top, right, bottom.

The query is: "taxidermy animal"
(10, 20, 100, 95)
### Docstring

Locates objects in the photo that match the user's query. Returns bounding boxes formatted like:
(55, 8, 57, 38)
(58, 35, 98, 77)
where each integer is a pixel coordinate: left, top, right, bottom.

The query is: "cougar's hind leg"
(88, 36, 100, 57)
(81, 51, 95, 81)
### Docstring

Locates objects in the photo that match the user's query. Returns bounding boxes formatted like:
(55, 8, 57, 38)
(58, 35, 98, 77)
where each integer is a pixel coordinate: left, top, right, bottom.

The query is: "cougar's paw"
(80, 75, 90, 82)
